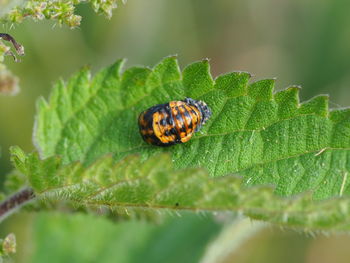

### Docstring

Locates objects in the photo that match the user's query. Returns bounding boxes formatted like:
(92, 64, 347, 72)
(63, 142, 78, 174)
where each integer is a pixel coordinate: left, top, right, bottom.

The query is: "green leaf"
(10, 146, 350, 231)
(34, 57, 350, 201)
(29, 212, 220, 263)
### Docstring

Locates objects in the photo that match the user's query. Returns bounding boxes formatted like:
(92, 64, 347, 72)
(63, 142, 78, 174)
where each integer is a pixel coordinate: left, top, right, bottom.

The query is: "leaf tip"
(202, 57, 210, 63)
(81, 64, 91, 71)
(214, 71, 251, 97)
(36, 96, 48, 111)
(9, 146, 26, 173)
(112, 58, 127, 77)
(152, 55, 181, 82)
(183, 58, 214, 97)
(167, 54, 178, 59)
(248, 79, 275, 100)
(9, 145, 24, 157)
(329, 108, 350, 122)
(289, 85, 302, 90)
(299, 94, 329, 117)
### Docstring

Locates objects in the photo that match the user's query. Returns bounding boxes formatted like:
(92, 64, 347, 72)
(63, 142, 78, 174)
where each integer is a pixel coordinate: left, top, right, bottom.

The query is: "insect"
(138, 98, 212, 146)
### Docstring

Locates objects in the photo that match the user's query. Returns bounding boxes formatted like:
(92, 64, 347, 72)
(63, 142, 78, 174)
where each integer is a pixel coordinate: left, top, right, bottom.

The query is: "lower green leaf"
(10, 146, 350, 231)
(29, 212, 220, 263)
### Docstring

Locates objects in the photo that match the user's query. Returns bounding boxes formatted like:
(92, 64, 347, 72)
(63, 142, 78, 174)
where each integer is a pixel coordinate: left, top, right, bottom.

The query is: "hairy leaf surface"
(34, 57, 350, 200)
(11, 146, 350, 231)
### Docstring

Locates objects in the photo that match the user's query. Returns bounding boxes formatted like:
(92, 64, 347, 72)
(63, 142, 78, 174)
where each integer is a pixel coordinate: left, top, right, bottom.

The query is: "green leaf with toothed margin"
(10, 146, 350, 231)
(31, 56, 350, 230)
(34, 56, 350, 200)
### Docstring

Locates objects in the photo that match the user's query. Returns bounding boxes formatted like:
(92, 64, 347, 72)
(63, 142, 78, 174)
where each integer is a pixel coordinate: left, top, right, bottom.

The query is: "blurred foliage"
(13, 143, 350, 231)
(5, 211, 350, 263)
(1, 0, 350, 262)
(24, 212, 220, 263)
(0, 233, 16, 258)
(0, 0, 126, 27)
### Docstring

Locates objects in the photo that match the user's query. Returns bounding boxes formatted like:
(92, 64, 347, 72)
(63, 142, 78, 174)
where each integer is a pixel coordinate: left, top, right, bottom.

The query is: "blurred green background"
(1, 0, 350, 262)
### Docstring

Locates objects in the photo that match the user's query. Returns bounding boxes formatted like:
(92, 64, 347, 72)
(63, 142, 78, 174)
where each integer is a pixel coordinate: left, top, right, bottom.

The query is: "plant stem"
(0, 188, 35, 222)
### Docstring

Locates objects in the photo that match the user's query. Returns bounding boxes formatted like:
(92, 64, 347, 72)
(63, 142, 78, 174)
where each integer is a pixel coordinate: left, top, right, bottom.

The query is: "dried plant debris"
(0, 33, 24, 95)
(0, 33, 25, 63)
(0, 68, 19, 95)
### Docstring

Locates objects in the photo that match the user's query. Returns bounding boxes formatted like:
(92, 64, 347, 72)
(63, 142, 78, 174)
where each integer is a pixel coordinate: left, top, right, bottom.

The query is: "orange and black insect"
(138, 98, 212, 146)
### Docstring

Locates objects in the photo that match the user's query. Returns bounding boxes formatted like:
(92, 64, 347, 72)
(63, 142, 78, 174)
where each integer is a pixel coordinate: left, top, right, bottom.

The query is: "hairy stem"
(0, 188, 35, 222)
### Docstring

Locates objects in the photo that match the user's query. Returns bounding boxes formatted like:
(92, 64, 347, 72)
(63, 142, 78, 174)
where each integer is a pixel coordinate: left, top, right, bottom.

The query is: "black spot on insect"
(170, 127, 177, 135)
(160, 118, 167, 126)
(188, 122, 193, 130)
(183, 108, 191, 119)
(176, 114, 183, 121)
(165, 129, 171, 136)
